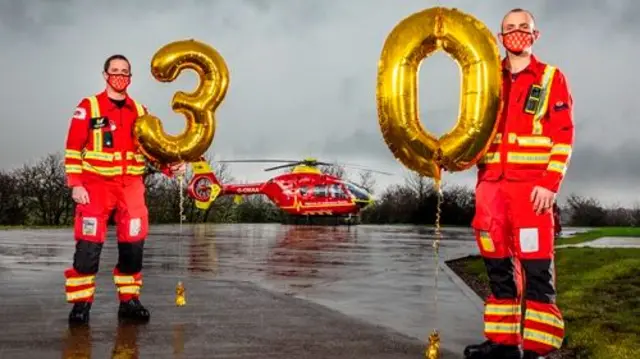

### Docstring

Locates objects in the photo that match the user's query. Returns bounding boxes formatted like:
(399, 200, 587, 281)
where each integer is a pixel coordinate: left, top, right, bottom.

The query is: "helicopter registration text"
(236, 187, 261, 194)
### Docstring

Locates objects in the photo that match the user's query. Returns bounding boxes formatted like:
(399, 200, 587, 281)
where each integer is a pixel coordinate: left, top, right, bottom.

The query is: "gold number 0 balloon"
(135, 39, 230, 164)
(376, 7, 503, 180)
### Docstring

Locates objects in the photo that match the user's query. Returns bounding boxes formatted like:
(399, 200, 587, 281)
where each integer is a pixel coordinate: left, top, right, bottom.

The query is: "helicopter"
(185, 157, 391, 218)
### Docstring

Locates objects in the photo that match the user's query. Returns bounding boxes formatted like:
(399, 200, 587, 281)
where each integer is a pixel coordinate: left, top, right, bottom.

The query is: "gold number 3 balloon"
(376, 7, 503, 181)
(135, 39, 230, 164)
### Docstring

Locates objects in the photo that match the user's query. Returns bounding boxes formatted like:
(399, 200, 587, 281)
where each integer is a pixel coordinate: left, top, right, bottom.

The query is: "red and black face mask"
(106, 74, 131, 92)
(501, 30, 537, 54)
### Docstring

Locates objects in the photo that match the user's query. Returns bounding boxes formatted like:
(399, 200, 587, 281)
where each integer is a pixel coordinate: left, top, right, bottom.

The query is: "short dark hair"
(502, 8, 536, 30)
(505, 8, 536, 22)
(103, 54, 131, 73)
(509, 8, 535, 18)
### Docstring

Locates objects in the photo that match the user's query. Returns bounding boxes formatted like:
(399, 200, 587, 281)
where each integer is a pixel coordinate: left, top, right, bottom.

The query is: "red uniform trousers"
(472, 179, 564, 355)
(64, 174, 148, 303)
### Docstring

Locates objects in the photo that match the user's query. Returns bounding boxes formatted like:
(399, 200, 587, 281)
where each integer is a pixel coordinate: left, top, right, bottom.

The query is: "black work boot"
(464, 340, 522, 359)
(523, 350, 545, 359)
(118, 299, 150, 322)
(68, 302, 92, 325)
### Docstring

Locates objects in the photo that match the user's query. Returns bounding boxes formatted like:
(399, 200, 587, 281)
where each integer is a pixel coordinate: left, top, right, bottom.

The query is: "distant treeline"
(1, 153, 638, 228)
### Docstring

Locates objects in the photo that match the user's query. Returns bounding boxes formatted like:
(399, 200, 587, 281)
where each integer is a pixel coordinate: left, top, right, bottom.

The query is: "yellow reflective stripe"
(525, 309, 564, 329)
(517, 136, 552, 147)
(114, 275, 139, 285)
(126, 152, 146, 163)
(532, 65, 557, 135)
(65, 164, 82, 174)
(485, 322, 521, 334)
(507, 152, 550, 164)
(67, 288, 95, 301)
(480, 152, 500, 164)
(126, 166, 146, 175)
(65, 149, 82, 160)
(83, 151, 113, 161)
(132, 100, 145, 117)
(551, 144, 572, 156)
(92, 130, 103, 152)
(66, 276, 95, 287)
(492, 133, 502, 144)
(82, 162, 123, 176)
(118, 286, 141, 295)
(547, 161, 567, 174)
(485, 304, 521, 316)
(524, 328, 563, 349)
(87, 96, 100, 118)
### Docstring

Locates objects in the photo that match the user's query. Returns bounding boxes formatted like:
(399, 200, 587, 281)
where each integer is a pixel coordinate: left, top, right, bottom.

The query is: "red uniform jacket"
(63, 91, 169, 187)
(477, 55, 574, 193)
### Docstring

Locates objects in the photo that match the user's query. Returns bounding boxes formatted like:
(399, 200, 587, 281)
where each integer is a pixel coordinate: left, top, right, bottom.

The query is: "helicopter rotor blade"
(216, 159, 298, 164)
(264, 162, 304, 172)
(340, 165, 394, 176)
(318, 161, 394, 176)
(311, 162, 334, 167)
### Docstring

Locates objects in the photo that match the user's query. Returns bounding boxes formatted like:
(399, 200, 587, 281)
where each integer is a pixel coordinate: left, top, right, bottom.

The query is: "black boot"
(464, 340, 522, 359)
(68, 302, 92, 325)
(523, 350, 545, 359)
(118, 299, 150, 322)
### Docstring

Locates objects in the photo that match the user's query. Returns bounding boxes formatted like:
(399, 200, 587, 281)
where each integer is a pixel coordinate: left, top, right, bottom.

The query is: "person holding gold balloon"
(465, 8, 574, 359)
(62, 54, 186, 325)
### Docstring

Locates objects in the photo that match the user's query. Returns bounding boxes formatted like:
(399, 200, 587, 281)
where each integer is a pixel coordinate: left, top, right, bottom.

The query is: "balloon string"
(432, 179, 443, 335)
(178, 175, 185, 274)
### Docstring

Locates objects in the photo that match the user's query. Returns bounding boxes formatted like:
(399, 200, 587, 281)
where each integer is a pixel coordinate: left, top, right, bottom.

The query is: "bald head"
(501, 8, 536, 34)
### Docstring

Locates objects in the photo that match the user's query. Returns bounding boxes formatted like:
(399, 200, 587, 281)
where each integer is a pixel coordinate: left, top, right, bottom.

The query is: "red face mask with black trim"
(107, 74, 131, 93)
(501, 30, 536, 54)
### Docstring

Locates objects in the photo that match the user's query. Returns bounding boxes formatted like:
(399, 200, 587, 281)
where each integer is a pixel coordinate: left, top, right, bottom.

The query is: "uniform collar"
(502, 54, 544, 76)
(96, 90, 136, 110)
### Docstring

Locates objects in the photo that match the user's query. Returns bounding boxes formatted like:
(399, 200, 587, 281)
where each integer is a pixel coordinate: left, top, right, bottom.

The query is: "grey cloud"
(0, 0, 639, 205)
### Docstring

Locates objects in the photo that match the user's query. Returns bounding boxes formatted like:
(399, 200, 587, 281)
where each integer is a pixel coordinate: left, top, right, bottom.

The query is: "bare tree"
(356, 170, 376, 194)
(15, 153, 73, 225)
(0, 170, 26, 225)
(320, 164, 347, 179)
(404, 171, 433, 202)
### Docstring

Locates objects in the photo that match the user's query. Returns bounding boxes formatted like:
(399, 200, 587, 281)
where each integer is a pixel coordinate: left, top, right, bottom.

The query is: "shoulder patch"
(72, 107, 86, 120)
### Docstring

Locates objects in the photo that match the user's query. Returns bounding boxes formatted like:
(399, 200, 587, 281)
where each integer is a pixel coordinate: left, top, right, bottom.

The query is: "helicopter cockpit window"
(313, 185, 328, 197)
(344, 182, 370, 201)
(329, 184, 347, 199)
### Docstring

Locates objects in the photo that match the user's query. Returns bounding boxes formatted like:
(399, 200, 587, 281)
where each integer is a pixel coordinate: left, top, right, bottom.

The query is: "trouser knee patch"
(73, 240, 103, 274)
(522, 259, 556, 303)
(117, 241, 144, 273)
(484, 257, 518, 299)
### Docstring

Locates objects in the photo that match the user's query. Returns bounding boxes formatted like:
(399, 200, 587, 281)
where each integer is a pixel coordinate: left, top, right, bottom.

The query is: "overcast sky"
(1, 0, 638, 206)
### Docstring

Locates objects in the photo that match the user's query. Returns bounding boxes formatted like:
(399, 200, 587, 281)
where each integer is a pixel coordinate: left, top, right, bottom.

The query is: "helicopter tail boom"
(222, 183, 265, 196)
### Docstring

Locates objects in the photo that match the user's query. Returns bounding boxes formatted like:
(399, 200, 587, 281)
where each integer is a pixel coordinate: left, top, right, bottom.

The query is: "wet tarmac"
(0, 224, 493, 358)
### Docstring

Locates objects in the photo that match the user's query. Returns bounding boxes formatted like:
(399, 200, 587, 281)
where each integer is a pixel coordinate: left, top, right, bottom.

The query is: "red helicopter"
(186, 157, 390, 217)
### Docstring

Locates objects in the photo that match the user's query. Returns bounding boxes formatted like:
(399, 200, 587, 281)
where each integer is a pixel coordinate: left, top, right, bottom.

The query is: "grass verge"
(447, 247, 640, 359)
(0, 225, 71, 230)
(557, 227, 640, 245)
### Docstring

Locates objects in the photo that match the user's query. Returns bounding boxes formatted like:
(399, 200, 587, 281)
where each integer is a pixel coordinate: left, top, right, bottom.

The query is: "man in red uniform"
(464, 8, 574, 359)
(63, 54, 186, 325)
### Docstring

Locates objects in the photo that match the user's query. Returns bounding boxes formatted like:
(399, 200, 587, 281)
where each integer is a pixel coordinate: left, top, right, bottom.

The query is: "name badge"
(524, 85, 542, 115)
(90, 117, 108, 129)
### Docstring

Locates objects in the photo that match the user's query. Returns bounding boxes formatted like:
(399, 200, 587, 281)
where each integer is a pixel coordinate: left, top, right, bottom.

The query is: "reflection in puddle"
(267, 226, 358, 278)
(188, 224, 218, 275)
(61, 322, 186, 359)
